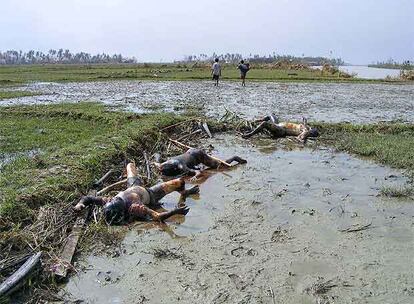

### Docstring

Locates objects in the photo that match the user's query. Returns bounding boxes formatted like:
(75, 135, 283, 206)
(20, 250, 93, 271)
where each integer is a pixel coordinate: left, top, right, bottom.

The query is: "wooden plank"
(51, 190, 95, 278)
(0, 252, 42, 297)
(51, 210, 88, 278)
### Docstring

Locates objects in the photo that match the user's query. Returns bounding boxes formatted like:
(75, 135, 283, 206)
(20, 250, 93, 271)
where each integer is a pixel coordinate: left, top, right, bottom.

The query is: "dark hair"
(309, 128, 319, 138)
(103, 197, 126, 225)
(240, 60, 244, 64)
(160, 159, 184, 176)
(215, 58, 219, 62)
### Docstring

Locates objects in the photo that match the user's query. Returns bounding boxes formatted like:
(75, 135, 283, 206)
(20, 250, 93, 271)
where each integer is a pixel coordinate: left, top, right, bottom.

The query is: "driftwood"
(51, 206, 90, 278)
(0, 252, 42, 297)
(168, 138, 193, 150)
(51, 190, 96, 278)
(93, 169, 114, 189)
(96, 179, 127, 196)
(160, 119, 197, 131)
(201, 122, 212, 138)
(168, 138, 231, 167)
(177, 129, 202, 142)
(339, 223, 372, 233)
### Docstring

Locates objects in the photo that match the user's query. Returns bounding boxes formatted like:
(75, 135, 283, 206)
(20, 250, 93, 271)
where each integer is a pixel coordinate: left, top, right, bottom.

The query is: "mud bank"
(65, 135, 414, 304)
(1, 81, 414, 123)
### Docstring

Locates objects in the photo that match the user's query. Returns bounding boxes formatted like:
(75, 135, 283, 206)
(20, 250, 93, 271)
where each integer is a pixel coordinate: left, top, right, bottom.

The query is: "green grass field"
(0, 103, 183, 225)
(0, 91, 41, 100)
(0, 63, 395, 85)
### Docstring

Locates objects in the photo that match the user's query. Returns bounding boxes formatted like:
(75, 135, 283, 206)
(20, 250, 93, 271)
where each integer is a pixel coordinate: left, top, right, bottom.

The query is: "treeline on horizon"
(369, 58, 413, 70)
(0, 49, 345, 66)
(180, 53, 345, 66)
(0, 49, 137, 65)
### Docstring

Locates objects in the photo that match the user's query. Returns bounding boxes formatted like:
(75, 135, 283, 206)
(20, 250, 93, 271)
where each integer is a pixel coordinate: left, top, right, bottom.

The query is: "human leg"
(149, 178, 198, 203)
(242, 121, 267, 138)
(225, 156, 247, 165)
(126, 163, 143, 187)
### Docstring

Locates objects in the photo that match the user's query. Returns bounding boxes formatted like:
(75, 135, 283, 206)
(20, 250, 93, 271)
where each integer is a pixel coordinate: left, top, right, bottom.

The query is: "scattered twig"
(201, 122, 212, 138)
(269, 286, 276, 304)
(96, 179, 127, 196)
(339, 222, 372, 233)
(143, 151, 151, 181)
(160, 119, 198, 131)
(177, 129, 202, 142)
(168, 138, 193, 150)
(93, 169, 114, 189)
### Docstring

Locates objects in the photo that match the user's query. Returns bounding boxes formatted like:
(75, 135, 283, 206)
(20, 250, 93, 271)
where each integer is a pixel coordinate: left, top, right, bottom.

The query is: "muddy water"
(0, 149, 41, 171)
(1, 81, 414, 123)
(64, 135, 414, 304)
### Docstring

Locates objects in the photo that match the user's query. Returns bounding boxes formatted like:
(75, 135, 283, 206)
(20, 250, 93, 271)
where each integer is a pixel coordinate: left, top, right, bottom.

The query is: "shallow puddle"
(0, 149, 41, 170)
(64, 135, 414, 303)
(1, 80, 414, 123)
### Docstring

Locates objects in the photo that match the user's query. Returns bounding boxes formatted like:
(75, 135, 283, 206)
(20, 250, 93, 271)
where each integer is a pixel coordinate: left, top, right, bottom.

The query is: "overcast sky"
(1, 0, 412, 64)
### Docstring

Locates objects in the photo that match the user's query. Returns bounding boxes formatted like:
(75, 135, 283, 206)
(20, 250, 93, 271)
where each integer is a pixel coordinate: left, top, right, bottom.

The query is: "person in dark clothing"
(237, 60, 250, 86)
(154, 148, 247, 179)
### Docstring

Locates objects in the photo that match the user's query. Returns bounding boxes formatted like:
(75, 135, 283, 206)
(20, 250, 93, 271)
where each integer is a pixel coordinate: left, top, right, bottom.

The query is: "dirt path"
(65, 135, 414, 303)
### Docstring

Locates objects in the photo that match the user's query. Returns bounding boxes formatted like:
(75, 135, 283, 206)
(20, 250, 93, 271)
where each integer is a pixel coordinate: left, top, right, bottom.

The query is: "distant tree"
(0, 49, 137, 65)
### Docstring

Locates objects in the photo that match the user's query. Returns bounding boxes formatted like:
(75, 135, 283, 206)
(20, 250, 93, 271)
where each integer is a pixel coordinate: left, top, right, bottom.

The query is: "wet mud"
(1, 81, 414, 123)
(64, 135, 414, 304)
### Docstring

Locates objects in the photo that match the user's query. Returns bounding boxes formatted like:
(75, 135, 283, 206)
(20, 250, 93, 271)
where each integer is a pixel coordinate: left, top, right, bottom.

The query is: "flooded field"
(1, 80, 414, 123)
(65, 135, 414, 304)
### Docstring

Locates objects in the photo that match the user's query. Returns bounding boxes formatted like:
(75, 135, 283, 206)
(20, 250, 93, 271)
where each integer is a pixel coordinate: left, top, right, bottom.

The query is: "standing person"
(211, 58, 221, 86)
(237, 60, 250, 86)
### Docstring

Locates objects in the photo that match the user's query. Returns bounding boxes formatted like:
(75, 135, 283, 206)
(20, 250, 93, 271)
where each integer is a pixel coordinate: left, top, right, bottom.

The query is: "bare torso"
(116, 186, 151, 207)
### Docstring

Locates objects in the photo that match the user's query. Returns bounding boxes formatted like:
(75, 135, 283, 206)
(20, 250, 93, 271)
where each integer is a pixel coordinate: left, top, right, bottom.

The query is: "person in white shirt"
(211, 58, 221, 86)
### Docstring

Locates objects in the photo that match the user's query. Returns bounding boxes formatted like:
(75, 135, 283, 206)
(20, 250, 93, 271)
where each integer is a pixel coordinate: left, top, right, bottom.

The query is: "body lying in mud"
(74, 163, 199, 225)
(154, 148, 247, 179)
(242, 114, 319, 142)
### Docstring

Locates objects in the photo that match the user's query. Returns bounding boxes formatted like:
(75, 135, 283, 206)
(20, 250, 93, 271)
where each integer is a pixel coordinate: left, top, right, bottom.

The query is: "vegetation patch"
(314, 122, 414, 175)
(0, 91, 41, 100)
(0, 102, 184, 250)
(0, 64, 399, 84)
(380, 186, 414, 198)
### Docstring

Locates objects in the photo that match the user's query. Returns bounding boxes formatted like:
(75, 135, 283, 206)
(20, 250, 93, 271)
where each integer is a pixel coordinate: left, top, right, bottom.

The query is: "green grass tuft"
(380, 186, 414, 198)
(0, 91, 41, 100)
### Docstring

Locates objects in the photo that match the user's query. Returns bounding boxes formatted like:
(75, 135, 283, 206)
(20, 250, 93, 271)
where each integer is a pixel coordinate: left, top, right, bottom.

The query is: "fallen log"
(0, 252, 42, 297)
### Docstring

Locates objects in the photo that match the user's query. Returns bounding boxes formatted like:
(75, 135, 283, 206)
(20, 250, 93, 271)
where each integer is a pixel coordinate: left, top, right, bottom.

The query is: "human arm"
(254, 115, 271, 123)
(74, 195, 108, 211)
